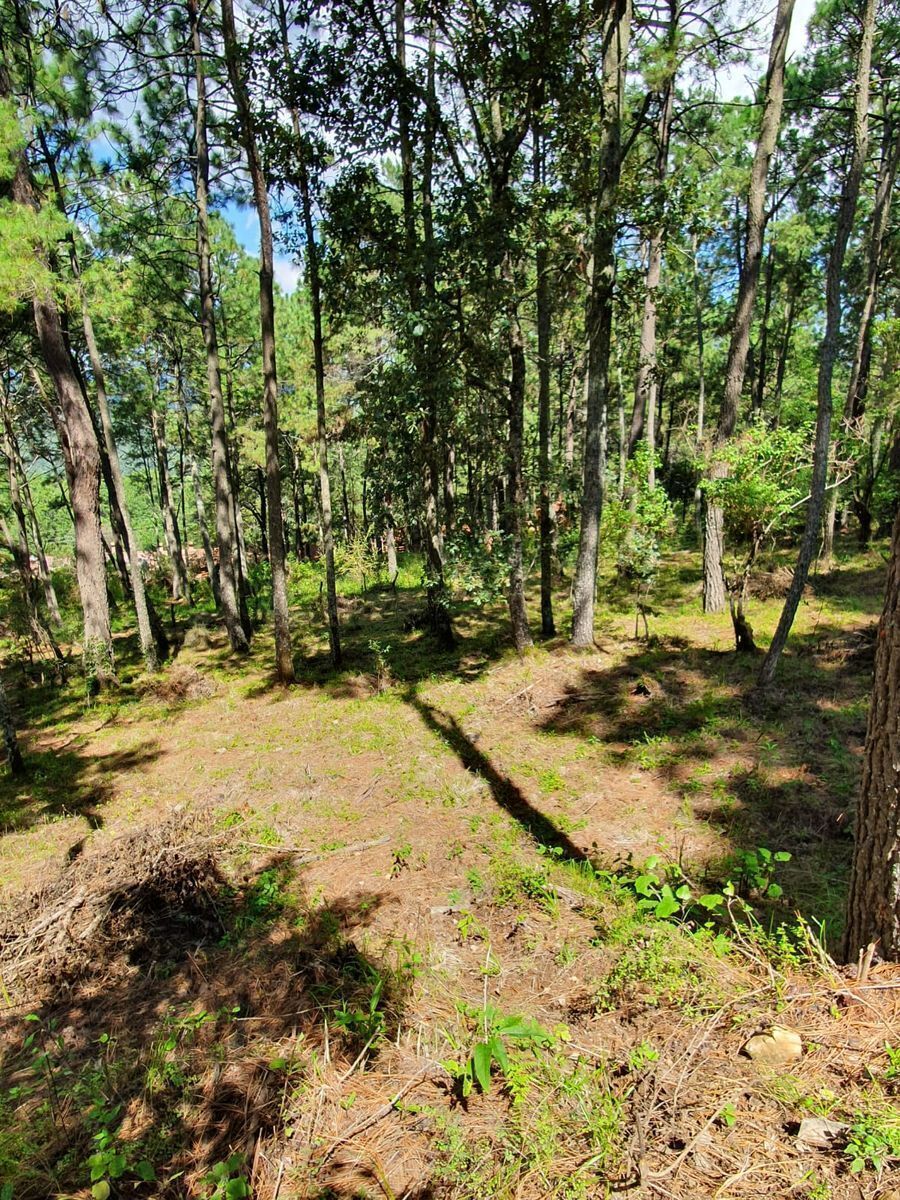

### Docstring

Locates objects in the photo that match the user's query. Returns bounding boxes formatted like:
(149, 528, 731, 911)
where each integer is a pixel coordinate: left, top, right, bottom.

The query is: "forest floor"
(1, 543, 899, 1200)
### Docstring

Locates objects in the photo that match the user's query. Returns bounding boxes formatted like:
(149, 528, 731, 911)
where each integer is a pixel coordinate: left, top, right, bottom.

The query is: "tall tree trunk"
(758, 0, 875, 689)
(703, 0, 795, 613)
(629, 48, 674, 470)
(535, 126, 556, 637)
(274, 0, 340, 665)
(183, 404, 218, 603)
(151, 404, 189, 602)
(752, 239, 776, 415)
(504, 252, 534, 652)
(5, 143, 113, 686)
(221, 0, 294, 683)
(397, 0, 452, 644)
(692, 230, 707, 536)
(79, 292, 160, 669)
(842, 507, 900, 961)
(823, 112, 899, 561)
(298, 161, 341, 666)
(190, 0, 249, 654)
(571, 0, 631, 647)
(771, 276, 797, 425)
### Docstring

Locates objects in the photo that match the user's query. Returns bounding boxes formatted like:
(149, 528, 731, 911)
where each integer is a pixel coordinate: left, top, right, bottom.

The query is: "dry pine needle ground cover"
(0, 547, 898, 1200)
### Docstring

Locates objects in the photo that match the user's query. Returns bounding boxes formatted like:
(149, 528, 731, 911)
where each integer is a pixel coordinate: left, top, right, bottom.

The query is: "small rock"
(796, 1117, 847, 1150)
(740, 1025, 803, 1066)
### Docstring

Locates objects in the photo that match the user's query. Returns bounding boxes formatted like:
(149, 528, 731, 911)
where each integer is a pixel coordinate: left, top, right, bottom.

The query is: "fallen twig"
(320, 1065, 436, 1162)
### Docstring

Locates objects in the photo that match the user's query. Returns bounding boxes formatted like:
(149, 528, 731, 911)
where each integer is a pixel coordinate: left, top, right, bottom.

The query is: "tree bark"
(0, 680, 24, 776)
(221, 0, 295, 684)
(842, 507, 900, 961)
(190, 0, 249, 655)
(6, 138, 114, 685)
(571, 0, 631, 647)
(758, 0, 876, 689)
(703, 0, 794, 612)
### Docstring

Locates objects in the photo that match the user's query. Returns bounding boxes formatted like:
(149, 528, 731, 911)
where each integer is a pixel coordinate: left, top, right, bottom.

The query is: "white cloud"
(274, 258, 301, 295)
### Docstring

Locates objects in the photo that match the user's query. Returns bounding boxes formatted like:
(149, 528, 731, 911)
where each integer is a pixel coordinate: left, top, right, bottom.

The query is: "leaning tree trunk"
(758, 0, 875, 690)
(842, 507, 900, 961)
(703, 0, 795, 613)
(189, 0, 249, 655)
(571, 0, 631, 647)
(221, 0, 294, 684)
(0, 680, 23, 776)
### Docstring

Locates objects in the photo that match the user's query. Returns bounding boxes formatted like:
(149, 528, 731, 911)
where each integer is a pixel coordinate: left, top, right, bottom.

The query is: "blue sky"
(222, 198, 302, 294)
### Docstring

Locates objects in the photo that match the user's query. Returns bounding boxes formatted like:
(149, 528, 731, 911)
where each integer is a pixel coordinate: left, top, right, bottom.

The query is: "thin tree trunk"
(184, 404, 218, 603)
(535, 125, 555, 637)
(221, 0, 294, 683)
(385, 514, 398, 581)
(771, 278, 797, 424)
(703, 0, 795, 613)
(397, 0, 452, 644)
(443, 441, 455, 535)
(753, 240, 776, 415)
(299, 160, 341, 666)
(759, 0, 875, 689)
(190, 0, 249, 654)
(571, 0, 630, 647)
(842, 506, 900, 961)
(273, 0, 340, 664)
(823, 112, 899, 561)
(630, 51, 674, 468)
(79, 292, 160, 669)
(504, 252, 534, 652)
(151, 404, 189, 601)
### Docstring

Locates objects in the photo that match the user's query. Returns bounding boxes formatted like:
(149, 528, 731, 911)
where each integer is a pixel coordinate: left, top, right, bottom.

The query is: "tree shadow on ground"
(404, 685, 587, 864)
(0, 740, 163, 836)
(536, 626, 873, 938)
(0, 838, 413, 1199)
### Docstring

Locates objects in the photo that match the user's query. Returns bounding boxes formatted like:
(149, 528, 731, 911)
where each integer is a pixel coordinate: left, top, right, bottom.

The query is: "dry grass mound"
(0, 813, 224, 998)
(141, 663, 216, 702)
